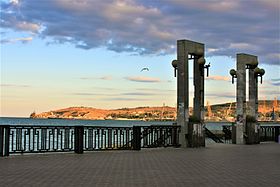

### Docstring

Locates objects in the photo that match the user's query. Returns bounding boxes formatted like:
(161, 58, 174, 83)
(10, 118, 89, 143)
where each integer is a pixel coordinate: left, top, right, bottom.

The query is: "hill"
(31, 100, 279, 121)
(31, 106, 176, 121)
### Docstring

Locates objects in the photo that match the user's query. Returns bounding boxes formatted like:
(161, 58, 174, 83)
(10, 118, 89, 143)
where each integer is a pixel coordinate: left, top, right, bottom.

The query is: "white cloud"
(10, 0, 19, 5)
(207, 48, 219, 53)
(125, 76, 160, 83)
(206, 75, 231, 81)
(100, 76, 113, 80)
(15, 22, 40, 33)
(1, 84, 30, 88)
(80, 75, 113, 80)
(0, 37, 33, 44)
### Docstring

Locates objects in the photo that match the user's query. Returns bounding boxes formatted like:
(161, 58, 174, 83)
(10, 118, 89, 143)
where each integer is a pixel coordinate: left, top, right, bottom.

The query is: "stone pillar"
(234, 54, 259, 145)
(248, 67, 260, 144)
(177, 40, 189, 148)
(200, 59, 205, 147)
(175, 39, 205, 148)
(193, 55, 205, 147)
(235, 54, 246, 144)
(193, 57, 201, 121)
(249, 68, 257, 118)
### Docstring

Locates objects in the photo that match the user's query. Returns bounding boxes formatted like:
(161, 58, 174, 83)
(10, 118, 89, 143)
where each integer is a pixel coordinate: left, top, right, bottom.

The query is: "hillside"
(31, 100, 279, 121)
(31, 106, 176, 121)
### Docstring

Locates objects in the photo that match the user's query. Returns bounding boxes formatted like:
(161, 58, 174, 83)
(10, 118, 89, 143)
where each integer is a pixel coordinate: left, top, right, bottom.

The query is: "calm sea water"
(0, 117, 278, 130)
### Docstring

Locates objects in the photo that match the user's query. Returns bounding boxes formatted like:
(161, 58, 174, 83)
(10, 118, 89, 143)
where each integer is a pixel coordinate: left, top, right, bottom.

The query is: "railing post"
(75, 126, 84, 154)
(275, 126, 280, 142)
(5, 126, 10, 156)
(0, 126, 3, 157)
(132, 126, 141, 150)
(0, 125, 10, 157)
(172, 126, 179, 147)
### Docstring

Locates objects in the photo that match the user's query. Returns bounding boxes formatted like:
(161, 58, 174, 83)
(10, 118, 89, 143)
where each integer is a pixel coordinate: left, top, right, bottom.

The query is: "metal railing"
(219, 124, 280, 143)
(0, 125, 180, 156)
(83, 126, 133, 151)
(1, 126, 75, 155)
(205, 127, 223, 143)
(141, 125, 180, 148)
(260, 126, 280, 142)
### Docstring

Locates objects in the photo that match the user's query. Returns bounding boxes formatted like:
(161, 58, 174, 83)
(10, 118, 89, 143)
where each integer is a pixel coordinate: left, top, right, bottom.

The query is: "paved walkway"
(0, 143, 279, 187)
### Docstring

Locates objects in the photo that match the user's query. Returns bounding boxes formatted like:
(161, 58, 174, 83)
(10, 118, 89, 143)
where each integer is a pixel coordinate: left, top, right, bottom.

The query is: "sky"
(1, 0, 279, 117)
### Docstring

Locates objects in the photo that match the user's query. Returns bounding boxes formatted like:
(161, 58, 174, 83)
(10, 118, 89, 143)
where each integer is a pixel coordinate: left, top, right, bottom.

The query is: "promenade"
(0, 143, 279, 187)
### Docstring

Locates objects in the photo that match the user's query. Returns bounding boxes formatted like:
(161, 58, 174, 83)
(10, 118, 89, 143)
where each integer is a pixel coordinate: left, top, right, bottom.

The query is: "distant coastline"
(29, 100, 280, 122)
(30, 106, 177, 121)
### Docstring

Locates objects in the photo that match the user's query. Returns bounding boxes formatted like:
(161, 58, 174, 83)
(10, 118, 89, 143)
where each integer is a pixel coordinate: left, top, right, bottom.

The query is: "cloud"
(206, 75, 231, 81)
(10, 0, 19, 5)
(259, 89, 280, 96)
(136, 88, 175, 92)
(270, 78, 280, 81)
(1, 84, 30, 88)
(104, 97, 150, 101)
(100, 76, 112, 80)
(91, 87, 120, 91)
(270, 79, 280, 86)
(271, 82, 280, 86)
(80, 75, 112, 80)
(122, 92, 155, 96)
(206, 92, 235, 99)
(0, 37, 33, 44)
(0, 0, 279, 64)
(125, 76, 160, 83)
(72, 92, 117, 96)
(72, 93, 100, 96)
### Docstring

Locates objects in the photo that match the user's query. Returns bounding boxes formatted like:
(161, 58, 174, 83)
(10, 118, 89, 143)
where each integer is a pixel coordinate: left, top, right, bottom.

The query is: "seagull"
(141, 67, 149, 72)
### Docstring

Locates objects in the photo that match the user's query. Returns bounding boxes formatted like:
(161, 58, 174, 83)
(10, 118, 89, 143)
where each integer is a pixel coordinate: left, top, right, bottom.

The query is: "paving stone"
(0, 143, 279, 187)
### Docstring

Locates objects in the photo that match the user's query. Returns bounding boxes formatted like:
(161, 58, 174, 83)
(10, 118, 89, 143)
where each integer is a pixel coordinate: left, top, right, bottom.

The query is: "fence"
(0, 125, 180, 156)
(260, 126, 280, 142)
(220, 124, 279, 143)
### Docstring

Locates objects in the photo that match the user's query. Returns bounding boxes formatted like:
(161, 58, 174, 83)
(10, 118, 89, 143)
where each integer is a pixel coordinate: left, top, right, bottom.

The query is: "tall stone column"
(177, 40, 189, 148)
(235, 54, 246, 144)
(249, 68, 257, 118)
(233, 54, 260, 144)
(193, 57, 201, 121)
(230, 54, 264, 145)
(249, 66, 265, 144)
(193, 55, 205, 147)
(200, 59, 205, 146)
(248, 66, 258, 144)
(174, 39, 205, 148)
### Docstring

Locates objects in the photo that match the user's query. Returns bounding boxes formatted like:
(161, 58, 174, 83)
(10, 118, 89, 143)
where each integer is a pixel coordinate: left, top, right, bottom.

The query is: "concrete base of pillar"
(186, 122, 205, 148)
(179, 124, 188, 148)
(236, 123, 244, 144)
(245, 122, 260, 144)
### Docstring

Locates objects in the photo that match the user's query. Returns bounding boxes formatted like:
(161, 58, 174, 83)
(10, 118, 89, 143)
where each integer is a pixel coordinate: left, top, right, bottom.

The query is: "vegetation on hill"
(31, 100, 279, 121)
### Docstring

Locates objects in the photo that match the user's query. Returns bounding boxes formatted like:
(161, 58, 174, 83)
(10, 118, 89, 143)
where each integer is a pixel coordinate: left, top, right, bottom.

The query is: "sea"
(1, 117, 279, 130)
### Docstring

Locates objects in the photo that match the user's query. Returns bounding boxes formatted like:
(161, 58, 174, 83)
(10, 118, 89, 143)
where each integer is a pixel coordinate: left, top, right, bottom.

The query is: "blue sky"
(1, 0, 279, 117)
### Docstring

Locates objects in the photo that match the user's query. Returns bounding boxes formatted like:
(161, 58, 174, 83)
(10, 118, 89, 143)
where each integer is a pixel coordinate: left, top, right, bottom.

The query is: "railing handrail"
(0, 124, 179, 128)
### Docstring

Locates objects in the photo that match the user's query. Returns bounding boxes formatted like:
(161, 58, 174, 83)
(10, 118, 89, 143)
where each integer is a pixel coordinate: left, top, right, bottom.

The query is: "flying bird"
(141, 67, 149, 72)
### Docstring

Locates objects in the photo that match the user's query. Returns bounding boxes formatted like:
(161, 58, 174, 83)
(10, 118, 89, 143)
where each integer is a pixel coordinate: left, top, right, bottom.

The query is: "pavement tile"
(0, 143, 279, 187)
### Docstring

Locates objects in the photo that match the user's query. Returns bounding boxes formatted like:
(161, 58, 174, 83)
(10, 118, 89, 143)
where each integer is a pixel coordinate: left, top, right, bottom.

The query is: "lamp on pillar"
(229, 69, 237, 84)
(197, 57, 210, 77)
(172, 60, 178, 77)
(254, 67, 265, 84)
(204, 63, 211, 77)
